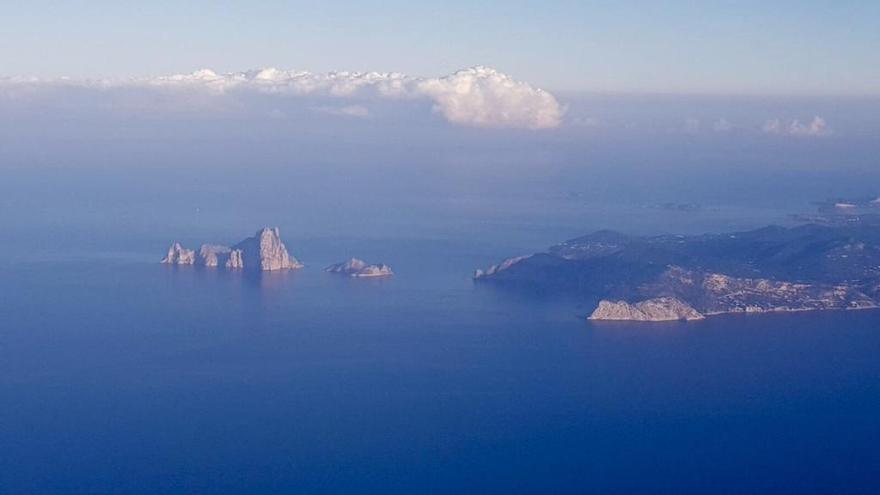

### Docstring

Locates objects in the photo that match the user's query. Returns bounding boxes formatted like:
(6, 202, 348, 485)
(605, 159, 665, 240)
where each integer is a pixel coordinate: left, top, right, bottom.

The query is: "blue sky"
(2, 1, 878, 95)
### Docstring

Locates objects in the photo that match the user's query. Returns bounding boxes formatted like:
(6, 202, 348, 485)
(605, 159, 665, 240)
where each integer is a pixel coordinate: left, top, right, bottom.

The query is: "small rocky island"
(325, 258, 393, 277)
(161, 227, 302, 271)
(590, 297, 705, 321)
(475, 225, 880, 322)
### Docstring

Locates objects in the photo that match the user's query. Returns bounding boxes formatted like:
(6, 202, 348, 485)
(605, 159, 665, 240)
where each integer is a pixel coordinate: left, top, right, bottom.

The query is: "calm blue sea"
(1, 182, 879, 494)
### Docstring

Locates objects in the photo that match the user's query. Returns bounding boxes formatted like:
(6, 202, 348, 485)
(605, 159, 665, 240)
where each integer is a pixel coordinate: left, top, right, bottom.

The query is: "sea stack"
(161, 242, 196, 265)
(160, 227, 302, 271)
(232, 227, 302, 271)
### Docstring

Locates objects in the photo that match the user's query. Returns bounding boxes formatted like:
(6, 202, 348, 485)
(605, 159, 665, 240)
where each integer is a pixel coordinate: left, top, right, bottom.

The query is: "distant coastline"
(476, 224, 880, 322)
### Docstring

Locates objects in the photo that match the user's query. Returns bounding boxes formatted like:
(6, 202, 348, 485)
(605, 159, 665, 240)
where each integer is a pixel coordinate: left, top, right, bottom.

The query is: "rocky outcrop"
(225, 249, 244, 269)
(160, 227, 302, 271)
(589, 297, 705, 322)
(325, 258, 393, 277)
(232, 227, 302, 271)
(474, 255, 532, 279)
(198, 245, 231, 267)
(161, 243, 196, 265)
(352, 264, 393, 278)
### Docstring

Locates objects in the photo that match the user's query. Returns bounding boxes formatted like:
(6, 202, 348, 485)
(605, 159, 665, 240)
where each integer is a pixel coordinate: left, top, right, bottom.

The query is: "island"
(474, 225, 880, 321)
(161, 227, 303, 271)
(325, 258, 393, 278)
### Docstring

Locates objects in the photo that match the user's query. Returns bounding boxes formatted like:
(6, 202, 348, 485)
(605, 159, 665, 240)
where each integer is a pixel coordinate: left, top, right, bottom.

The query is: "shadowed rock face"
(325, 258, 393, 277)
(160, 227, 302, 271)
(476, 224, 880, 321)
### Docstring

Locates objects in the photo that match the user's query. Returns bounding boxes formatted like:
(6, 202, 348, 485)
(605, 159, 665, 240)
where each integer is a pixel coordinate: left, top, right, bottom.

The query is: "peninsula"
(475, 225, 880, 321)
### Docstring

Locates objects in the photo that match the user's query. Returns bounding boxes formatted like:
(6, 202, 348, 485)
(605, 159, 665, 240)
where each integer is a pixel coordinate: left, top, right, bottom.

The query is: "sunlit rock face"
(160, 227, 301, 271)
(326, 258, 393, 277)
(652, 266, 878, 315)
(588, 267, 879, 322)
(225, 249, 244, 269)
(473, 255, 532, 279)
(326, 258, 367, 274)
(161, 243, 196, 265)
(233, 227, 302, 271)
(198, 245, 231, 267)
(589, 297, 705, 322)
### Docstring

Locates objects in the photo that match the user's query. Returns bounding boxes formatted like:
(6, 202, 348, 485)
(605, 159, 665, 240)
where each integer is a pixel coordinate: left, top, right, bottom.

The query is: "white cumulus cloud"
(415, 67, 563, 129)
(1, 66, 562, 130)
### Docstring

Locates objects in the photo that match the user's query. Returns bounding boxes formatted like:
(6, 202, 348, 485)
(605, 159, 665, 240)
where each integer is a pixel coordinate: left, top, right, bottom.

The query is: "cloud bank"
(1, 66, 562, 130)
(712, 118, 732, 132)
(762, 116, 831, 137)
(315, 104, 370, 119)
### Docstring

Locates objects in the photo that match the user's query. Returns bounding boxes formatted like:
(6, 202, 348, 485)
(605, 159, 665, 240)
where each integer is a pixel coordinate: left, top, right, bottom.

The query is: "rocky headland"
(475, 224, 880, 322)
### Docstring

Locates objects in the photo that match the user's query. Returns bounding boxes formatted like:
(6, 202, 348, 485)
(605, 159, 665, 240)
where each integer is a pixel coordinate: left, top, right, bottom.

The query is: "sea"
(1, 161, 879, 494)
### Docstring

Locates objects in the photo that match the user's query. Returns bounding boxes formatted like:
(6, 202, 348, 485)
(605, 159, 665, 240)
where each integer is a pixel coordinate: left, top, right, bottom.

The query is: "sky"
(2, 0, 879, 188)
(2, 0, 879, 95)
(2, 0, 880, 249)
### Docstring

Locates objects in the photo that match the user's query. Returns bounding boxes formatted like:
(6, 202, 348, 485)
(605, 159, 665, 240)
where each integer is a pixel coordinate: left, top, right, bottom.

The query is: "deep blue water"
(2, 222, 880, 494)
(3, 90, 880, 494)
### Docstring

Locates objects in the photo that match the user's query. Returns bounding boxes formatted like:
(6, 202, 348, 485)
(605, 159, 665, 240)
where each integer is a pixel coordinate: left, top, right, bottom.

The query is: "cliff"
(232, 227, 302, 271)
(161, 243, 196, 265)
(473, 255, 532, 279)
(589, 297, 705, 321)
